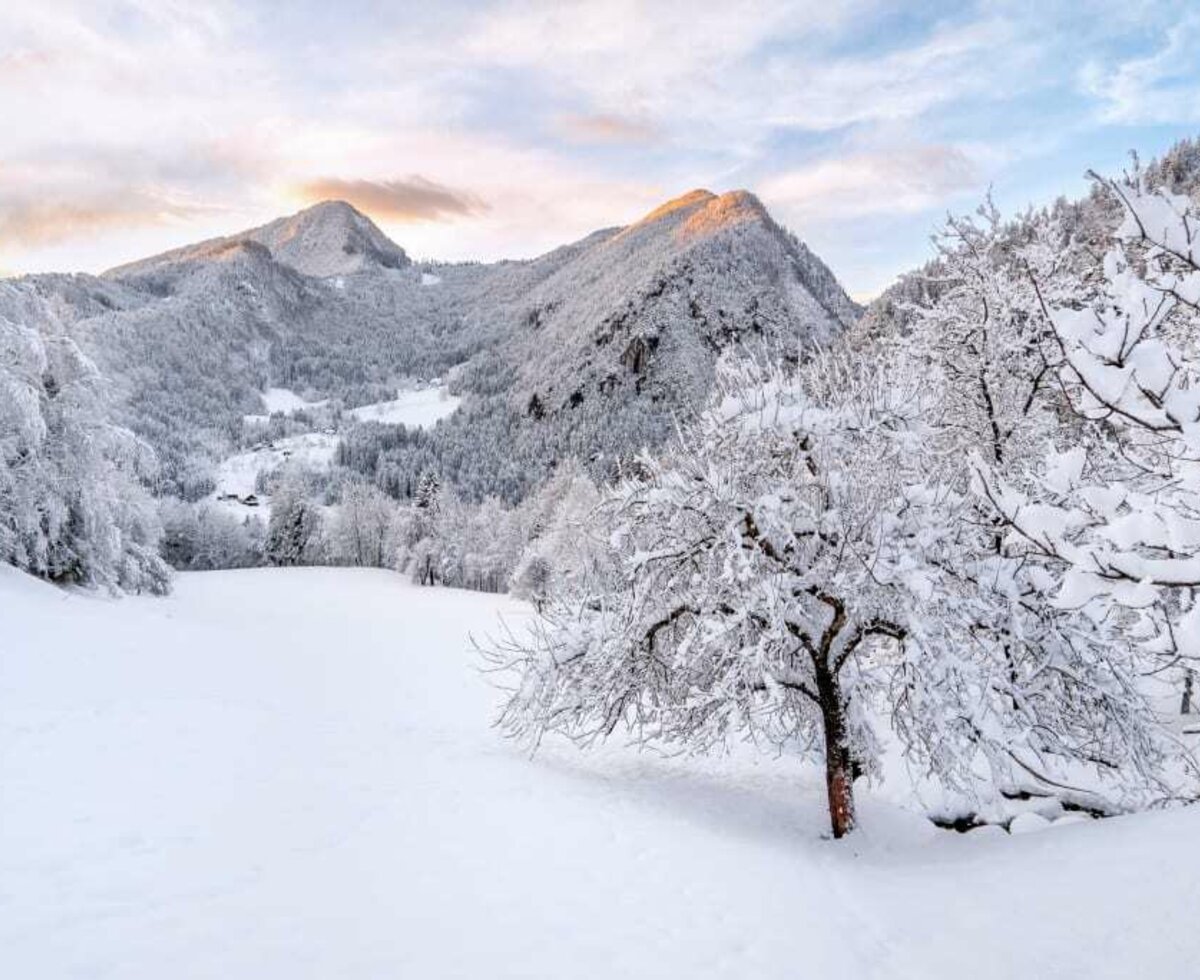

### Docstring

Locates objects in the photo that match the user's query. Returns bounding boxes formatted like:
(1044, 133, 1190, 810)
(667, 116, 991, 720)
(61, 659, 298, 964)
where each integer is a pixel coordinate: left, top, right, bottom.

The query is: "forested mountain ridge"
(0, 187, 856, 504)
(393, 187, 859, 502)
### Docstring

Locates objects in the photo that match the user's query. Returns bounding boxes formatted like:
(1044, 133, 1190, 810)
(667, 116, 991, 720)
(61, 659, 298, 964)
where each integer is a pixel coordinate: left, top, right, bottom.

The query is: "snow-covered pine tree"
(414, 469, 441, 512)
(403, 468, 442, 585)
(264, 474, 321, 567)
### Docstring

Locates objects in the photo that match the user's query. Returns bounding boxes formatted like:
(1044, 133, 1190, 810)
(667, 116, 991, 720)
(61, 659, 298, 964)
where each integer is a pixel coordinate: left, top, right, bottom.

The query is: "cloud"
(1, 0, 1193, 296)
(557, 113, 659, 144)
(462, 0, 873, 143)
(1079, 14, 1200, 125)
(292, 176, 488, 223)
(762, 19, 1028, 132)
(0, 160, 211, 247)
(760, 145, 979, 221)
(0, 196, 203, 247)
(0, 47, 59, 78)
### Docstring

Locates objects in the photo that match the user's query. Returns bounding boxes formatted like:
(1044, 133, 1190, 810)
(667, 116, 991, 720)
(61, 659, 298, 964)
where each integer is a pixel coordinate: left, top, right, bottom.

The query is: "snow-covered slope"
(0, 210, 452, 496)
(3, 564, 1198, 979)
(494, 188, 858, 404)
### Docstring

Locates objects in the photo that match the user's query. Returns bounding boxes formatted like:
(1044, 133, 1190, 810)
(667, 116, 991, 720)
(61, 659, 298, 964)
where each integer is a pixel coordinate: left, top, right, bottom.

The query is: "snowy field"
(346, 386, 460, 426)
(243, 387, 329, 424)
(245, 385, 459, 429)
(261, 387, 326, 414)
(3, 565, 1199, 980)
(208, 431, 339, 518)
(216, 387, 458, 517)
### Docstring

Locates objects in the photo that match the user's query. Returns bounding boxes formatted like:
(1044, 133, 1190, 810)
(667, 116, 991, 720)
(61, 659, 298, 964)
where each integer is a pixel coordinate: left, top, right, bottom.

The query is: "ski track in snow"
(2, 565, 1199, 979)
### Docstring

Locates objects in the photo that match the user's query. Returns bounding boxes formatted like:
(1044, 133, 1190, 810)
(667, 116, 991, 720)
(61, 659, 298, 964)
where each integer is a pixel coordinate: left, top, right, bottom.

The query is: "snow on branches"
(0, 298, 169, 594)
(487, 350, 1184, 837)
(973, 173, 1200, 691)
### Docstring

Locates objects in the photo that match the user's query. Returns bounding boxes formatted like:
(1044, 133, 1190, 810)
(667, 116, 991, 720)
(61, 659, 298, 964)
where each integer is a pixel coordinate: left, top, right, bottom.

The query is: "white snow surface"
(3, 565, 1199, 979)
(347, 386, 460, 426)
(243, 388, 330, 424)
(260, 387, 327, 414)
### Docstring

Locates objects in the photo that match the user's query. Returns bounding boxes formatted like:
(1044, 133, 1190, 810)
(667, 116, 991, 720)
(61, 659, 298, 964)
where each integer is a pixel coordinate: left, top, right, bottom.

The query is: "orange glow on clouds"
(290, 177, 488, 224)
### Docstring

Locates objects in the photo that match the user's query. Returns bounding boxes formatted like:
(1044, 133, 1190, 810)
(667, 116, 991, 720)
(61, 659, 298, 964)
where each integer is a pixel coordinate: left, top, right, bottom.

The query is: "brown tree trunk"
(816, 667, 856, 839)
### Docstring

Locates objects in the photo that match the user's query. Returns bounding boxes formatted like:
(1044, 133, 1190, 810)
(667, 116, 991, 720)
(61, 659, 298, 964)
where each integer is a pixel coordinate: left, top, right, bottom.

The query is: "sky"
(1, 1, 1199, 299)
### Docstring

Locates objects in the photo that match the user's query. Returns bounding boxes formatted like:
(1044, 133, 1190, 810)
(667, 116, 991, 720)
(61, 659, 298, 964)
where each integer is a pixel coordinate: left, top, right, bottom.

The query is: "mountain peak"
(246, 200, 408, 278)
(105, 199, 408, 282)
(635, 189, 718, 226)
(621, 188, 772, 245)
(676, 189, 770, 241)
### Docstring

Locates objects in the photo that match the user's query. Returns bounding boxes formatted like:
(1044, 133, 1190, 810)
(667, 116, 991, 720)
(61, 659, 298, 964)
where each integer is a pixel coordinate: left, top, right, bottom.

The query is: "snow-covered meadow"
(3, 565, 1198, 979)
(345, 386, 461, 426)
(213, 386, 461, 515)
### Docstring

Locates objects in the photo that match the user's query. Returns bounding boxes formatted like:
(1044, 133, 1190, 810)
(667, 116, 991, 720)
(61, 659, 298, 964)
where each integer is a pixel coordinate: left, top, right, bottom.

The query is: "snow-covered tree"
(0, 313, 169, 593)
(414, 469, 441, 512)
(975, 171, 1200, 716)
(264, 473, 322, 567)
(488, 357, 1182, 837)
(877, 192, 1197, 809)
(510, 461, 606, 608)
(405, 468, 443, 585)
(328, 480, 397, 567)
(159, 499, 264, 571)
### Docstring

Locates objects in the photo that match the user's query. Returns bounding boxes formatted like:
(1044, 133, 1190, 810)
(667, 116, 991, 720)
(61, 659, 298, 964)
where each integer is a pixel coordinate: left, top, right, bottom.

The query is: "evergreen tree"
(264, 475, 321, 567)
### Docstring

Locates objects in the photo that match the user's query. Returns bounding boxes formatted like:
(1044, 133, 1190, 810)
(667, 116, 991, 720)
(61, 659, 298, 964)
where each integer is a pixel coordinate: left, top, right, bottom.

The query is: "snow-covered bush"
(325, 480, 400, 568)
(395, 477, 524, 592)
(159, 499, 264, 571)
(510, 461, 606, 608)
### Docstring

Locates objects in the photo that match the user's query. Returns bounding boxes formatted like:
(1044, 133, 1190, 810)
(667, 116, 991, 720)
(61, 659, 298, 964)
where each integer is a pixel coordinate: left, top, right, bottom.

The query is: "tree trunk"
(1183, 669, 1194, 716)
(816, 668, 856, 839)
